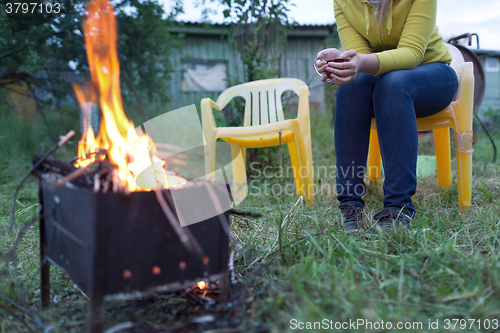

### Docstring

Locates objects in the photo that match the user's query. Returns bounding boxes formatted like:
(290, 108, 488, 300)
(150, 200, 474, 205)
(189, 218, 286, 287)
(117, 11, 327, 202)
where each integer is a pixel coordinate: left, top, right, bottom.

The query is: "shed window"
(485, 58, 500, 72)
(182, 61, 228, 92)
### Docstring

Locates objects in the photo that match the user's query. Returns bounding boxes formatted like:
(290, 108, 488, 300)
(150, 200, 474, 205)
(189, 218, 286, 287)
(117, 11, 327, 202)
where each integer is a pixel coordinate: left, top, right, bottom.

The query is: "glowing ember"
(152, 266, 161, 275)
(74, 0, 186, 191)
(197, 281, 207, 289)
(123, 269, 132, 279)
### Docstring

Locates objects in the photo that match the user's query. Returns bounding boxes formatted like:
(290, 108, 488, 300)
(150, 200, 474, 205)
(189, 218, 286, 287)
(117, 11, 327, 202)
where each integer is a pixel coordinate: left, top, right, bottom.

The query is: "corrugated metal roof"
(169, 21, 336, 37)
(173, 21, 335, 27)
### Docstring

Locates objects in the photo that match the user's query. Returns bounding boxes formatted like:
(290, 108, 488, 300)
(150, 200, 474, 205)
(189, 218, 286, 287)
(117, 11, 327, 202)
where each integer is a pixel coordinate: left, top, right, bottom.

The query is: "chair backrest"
(446, 44, 465, 80)
(215, 78, 307, 127)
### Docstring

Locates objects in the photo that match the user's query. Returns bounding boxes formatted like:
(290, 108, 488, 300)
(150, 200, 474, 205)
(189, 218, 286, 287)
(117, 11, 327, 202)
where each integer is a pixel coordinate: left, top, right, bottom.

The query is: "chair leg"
(453, 61, 474, 210)
(453, 130, 473, 211)
(287, 142, 304, 196)
(204, 141, 217, 183)
(367, 129, 382, 183)
(456, 149, 473, 211)
(230, 144, 247, 204)
(293, 129, 314, 204)
(433, 127, 452, 188)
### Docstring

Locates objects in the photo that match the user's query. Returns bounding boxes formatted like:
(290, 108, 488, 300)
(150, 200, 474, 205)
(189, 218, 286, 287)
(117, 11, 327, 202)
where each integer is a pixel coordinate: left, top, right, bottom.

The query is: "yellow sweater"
(334, 0, 452, 75)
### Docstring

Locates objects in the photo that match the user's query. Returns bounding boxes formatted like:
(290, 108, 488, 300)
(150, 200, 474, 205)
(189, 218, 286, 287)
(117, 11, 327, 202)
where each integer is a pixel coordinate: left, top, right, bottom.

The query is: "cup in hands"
(314, 49, 348, 83)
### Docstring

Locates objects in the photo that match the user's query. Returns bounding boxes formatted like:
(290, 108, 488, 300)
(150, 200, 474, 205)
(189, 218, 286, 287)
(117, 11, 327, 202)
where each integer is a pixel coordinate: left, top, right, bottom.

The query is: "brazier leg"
(39, 182, 51, 308)
(86, 294, 104, 333)
(40, 259, 51, 308)
(219, 270, 231, 303)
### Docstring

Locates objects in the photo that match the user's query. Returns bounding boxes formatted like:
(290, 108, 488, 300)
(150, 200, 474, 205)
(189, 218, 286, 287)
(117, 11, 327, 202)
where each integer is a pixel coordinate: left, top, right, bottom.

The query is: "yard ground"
(1, 111, 500, 332)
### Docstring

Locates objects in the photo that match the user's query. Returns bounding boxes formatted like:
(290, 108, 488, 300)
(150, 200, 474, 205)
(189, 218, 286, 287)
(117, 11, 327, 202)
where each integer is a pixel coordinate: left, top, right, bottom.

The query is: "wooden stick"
(202, 182, 231, 238)
(153, 154, 188, 167)
(102, 176, 110, 193)
(55, 156, 100, 187)
(93, 174, 101, 193)
(163, 161, 205, 178)
(179, 284, 199, 297)
(154, 188, 205, 259)
(112, 170, 120, 193)
(153, 142, 185, 152)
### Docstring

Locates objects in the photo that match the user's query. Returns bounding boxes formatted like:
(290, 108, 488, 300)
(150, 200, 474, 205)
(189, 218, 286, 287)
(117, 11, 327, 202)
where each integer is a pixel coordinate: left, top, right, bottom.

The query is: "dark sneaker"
(339, 204, 363, 230)
(371, 208, 411, 230)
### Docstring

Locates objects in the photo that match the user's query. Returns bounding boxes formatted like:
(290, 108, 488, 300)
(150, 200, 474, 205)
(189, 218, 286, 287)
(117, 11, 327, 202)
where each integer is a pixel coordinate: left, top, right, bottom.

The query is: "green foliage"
(1, 1, 85, 108)
(481, 107, 500, 134)
(0, 0, 183, 110)
(221, 0, 293, 83)
(417, 131, 436, 155)
(116, 0, 183, 104)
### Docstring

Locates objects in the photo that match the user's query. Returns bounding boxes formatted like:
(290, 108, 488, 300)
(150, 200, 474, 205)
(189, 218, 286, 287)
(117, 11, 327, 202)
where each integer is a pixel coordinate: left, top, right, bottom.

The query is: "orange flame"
(73, 83, 99, 168)
(74, 0, 185, 191)
(197, 281, 207, 289)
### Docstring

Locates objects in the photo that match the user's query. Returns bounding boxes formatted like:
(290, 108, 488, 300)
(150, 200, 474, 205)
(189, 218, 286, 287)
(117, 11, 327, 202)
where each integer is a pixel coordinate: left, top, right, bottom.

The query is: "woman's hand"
(323, 50, 381, 85)
(323, 49, 360, 85)
(316, 48, 342, 82)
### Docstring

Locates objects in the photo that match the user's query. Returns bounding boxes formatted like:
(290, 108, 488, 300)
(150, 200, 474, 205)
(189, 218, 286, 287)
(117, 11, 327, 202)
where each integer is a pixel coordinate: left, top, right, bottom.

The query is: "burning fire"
(73, 82, 98, 168)
(74, 0, 185, 191)
(197, 281, 207, 289)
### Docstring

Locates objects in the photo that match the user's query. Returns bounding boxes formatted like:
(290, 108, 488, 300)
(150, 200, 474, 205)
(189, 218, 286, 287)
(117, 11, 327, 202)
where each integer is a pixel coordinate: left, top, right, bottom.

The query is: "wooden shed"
(0, 74, 37, 120)
(473, 49, 500, 115)
(166, 22, 338, 116)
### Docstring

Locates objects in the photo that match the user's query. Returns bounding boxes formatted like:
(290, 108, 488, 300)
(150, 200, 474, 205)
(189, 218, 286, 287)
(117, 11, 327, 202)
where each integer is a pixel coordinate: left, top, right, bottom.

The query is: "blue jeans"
(334, 62, 459, 217)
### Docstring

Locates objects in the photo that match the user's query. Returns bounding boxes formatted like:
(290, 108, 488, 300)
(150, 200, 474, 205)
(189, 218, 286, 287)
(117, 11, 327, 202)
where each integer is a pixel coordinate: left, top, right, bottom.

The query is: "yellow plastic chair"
(201, 78, 314, 204)
(367, 44, 475, 211)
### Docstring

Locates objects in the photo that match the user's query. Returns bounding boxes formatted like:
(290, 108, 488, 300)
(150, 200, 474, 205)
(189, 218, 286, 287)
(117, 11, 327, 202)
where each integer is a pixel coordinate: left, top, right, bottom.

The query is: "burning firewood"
(32, 153, 77, 177)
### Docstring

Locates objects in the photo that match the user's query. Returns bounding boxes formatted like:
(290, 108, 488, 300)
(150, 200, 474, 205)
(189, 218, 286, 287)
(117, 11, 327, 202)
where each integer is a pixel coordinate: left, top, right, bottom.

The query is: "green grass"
(1, 110, 500, 332)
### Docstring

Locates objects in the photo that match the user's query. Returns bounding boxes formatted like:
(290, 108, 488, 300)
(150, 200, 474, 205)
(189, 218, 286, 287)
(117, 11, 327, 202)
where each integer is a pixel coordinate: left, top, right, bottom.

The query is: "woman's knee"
(337, 72, 377, 104)
(342, 72, 378, 91)
(374, 71, 411, 98)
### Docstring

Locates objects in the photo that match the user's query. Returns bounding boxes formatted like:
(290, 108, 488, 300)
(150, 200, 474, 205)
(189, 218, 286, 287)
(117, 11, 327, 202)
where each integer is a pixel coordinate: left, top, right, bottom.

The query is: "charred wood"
(31, 153, 95, 188)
